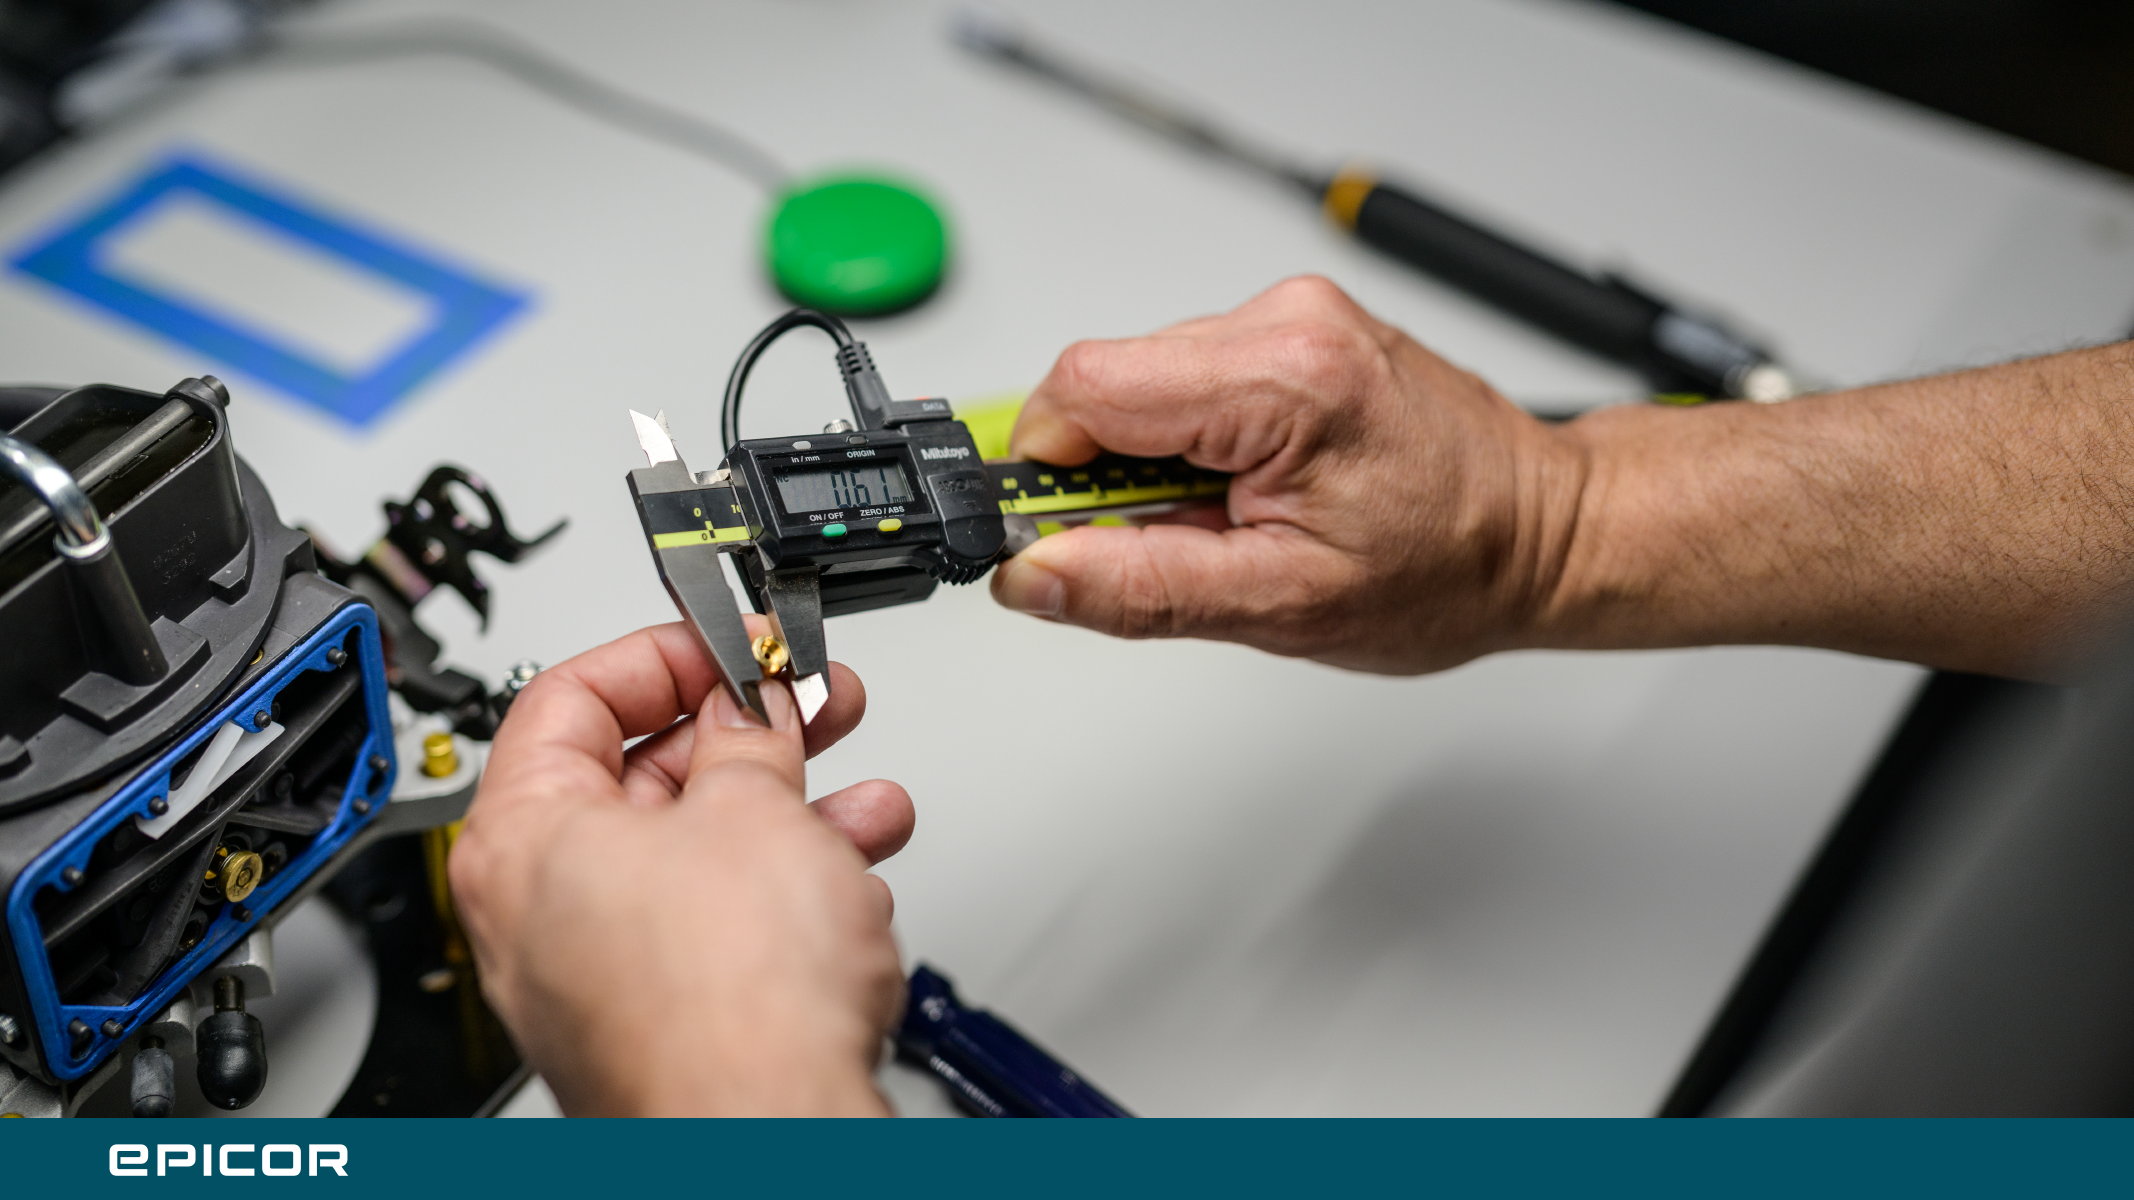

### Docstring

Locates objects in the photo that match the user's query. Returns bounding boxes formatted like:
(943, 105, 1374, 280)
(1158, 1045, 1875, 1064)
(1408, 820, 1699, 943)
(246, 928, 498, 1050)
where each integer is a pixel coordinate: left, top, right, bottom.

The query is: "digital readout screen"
(773, 460, 916, 513)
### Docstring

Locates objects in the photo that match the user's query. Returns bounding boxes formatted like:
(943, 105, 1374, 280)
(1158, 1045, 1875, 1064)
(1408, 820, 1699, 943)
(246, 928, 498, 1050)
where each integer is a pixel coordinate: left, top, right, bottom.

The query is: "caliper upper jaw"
(625, 425, 771, 726)
(762, 567, 830, 724)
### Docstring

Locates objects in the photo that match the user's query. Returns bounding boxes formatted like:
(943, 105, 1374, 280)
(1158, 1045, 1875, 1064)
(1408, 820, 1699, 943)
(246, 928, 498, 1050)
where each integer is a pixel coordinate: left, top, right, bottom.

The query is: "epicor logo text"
(109, 1144, 348, 1177)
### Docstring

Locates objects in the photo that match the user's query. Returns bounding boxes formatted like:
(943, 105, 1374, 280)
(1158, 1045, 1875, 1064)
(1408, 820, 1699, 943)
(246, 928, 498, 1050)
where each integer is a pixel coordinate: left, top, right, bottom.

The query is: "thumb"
(683, 681, 806, 807)
(992, 522, 1341, 642)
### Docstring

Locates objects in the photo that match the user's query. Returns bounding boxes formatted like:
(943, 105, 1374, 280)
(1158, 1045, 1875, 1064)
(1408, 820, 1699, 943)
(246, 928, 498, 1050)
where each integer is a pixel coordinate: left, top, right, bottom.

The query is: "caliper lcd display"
(773, 460, 916, 513)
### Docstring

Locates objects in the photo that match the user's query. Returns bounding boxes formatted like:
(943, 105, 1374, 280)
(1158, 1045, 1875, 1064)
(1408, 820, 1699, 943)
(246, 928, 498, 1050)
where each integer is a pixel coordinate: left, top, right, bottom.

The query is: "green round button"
(765, 174, 949, 316)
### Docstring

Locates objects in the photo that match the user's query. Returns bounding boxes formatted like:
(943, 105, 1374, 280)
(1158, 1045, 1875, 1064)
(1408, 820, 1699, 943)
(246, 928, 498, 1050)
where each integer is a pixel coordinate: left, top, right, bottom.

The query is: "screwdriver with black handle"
(954, 15, 1804, 403)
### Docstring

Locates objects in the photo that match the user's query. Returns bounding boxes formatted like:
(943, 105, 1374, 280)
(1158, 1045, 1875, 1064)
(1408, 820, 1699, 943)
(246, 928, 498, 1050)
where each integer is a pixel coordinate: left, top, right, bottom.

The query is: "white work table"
(2, 0, 2131, 1117)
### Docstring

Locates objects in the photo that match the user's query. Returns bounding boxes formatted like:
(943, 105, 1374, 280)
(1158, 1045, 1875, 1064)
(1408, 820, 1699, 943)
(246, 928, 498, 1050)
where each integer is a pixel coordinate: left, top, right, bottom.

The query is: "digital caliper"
(625, 309, 1228, 725)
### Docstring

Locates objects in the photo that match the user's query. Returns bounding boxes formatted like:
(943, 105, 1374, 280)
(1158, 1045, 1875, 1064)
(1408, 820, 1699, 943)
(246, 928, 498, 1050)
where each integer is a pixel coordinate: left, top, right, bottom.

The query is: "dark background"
(1608, 0, 2134, 179)
(2, 1, 2131, 179)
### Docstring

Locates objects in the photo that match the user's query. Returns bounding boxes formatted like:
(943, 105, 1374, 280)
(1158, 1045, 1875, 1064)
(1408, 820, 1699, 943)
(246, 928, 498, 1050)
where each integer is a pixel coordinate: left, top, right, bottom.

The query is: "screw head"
(147, 796, 168, 816)
(60, 866, 83, 887)
(503, 660, 543, 697)
(352, 799, 371, 816)
(67, 1018, 91, 1049)
(253, 709, 272, 729)
(325, 647, 348, 667)
(219, 851, 264, 903)
(101, 1019, 124, 1039)
(369, 754, 390, 775)
(231, 905, 253, 923)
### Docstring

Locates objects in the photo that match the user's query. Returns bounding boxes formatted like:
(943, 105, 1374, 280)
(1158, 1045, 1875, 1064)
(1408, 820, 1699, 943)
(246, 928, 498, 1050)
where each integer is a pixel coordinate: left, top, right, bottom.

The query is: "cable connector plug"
(835, 341, 895, 427)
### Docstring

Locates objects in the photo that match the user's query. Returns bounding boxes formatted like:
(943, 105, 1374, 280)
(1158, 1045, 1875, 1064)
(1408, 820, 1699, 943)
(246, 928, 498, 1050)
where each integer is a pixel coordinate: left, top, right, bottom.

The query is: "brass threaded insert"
(752, 635, 790, 674)
(422, 731, 458, 778)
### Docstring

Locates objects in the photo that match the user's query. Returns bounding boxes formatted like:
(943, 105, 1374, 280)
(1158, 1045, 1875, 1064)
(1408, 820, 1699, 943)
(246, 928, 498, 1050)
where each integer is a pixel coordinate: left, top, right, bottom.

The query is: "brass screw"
(218, 849, 265, 903)
(421, 732, 458, 778)
(751, 635, 789, 674)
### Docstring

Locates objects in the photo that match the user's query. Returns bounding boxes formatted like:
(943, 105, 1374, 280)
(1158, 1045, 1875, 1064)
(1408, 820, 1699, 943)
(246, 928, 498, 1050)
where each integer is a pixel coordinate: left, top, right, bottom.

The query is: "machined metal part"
(502, 659, 542, 698)
(751, 635, 789, 674)
(660, 544, 768, 723)
(140, 994, 197, 1058)
(192, 929, 275, 1008)
(421, 731, 459, 778)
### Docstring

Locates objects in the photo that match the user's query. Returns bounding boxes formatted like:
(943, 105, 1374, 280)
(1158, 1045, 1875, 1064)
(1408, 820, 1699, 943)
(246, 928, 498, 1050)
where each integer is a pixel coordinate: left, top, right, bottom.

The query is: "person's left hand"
(448, 620, 914, 1115)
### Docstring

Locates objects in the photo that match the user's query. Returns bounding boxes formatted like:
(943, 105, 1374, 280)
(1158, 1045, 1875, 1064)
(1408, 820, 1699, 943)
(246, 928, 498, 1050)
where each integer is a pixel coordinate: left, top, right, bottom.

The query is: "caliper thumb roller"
(626, 310, 1006, 725)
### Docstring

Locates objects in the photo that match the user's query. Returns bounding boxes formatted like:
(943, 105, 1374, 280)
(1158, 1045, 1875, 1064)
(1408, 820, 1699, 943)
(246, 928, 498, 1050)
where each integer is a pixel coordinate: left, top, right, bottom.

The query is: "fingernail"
(995, 559, 1065, 619)
(759, 680, 797, 732)
(710, 685, 762, 729)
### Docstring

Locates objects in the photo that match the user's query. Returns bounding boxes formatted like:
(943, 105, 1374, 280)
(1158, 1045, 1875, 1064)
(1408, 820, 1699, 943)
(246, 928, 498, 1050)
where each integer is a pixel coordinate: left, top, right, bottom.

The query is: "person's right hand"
(992, 275, 1588, 675)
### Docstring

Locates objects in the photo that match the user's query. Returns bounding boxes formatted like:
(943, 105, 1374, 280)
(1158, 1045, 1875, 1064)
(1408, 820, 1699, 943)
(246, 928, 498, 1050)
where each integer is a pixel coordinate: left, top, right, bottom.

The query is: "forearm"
(1535, 341, 2134, 678)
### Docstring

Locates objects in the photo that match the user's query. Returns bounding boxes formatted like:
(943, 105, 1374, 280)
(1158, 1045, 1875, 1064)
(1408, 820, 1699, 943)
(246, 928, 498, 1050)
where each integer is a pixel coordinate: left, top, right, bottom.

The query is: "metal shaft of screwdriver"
(953, 15, 1324, 196)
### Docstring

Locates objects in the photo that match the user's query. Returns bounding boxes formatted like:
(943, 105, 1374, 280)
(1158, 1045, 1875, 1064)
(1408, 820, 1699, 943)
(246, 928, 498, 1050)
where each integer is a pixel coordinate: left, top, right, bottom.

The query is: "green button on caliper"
(820, 523, 848, 539)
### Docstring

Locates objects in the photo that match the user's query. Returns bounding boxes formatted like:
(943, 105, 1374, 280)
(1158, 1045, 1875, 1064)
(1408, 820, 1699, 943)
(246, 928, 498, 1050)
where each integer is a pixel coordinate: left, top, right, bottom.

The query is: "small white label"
(919, 446, 970, 461)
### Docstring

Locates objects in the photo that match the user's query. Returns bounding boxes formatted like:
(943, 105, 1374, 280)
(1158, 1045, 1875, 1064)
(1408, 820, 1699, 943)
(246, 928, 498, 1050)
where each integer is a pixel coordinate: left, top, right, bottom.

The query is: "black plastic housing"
(723, 415, 1003, 613)
(0, 383, 311, 813)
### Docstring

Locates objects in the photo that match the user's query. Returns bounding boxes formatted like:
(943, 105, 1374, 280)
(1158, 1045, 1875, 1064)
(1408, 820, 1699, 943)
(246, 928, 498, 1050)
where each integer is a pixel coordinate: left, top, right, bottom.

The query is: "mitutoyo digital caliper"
(625, 309, 1227, 725)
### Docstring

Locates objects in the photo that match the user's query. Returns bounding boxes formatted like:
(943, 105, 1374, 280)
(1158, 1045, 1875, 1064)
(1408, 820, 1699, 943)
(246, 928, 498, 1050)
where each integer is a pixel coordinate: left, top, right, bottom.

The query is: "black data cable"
(720, 308, 897, 452)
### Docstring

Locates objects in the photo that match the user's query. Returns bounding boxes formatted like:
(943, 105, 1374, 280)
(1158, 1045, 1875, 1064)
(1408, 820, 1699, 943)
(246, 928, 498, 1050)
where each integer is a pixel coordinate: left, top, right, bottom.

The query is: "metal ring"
(0, 432, 106, 553)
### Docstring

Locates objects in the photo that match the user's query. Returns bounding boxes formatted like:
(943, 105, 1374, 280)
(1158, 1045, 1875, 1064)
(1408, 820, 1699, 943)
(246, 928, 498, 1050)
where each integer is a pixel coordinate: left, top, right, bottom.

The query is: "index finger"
(481, 620, 864, 809)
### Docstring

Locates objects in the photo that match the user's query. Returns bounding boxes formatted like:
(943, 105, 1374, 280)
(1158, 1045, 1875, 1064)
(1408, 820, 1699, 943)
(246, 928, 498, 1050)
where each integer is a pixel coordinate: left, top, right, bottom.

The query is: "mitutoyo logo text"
(109, 1144, 348, 1177)
(918, 446, 969, 460)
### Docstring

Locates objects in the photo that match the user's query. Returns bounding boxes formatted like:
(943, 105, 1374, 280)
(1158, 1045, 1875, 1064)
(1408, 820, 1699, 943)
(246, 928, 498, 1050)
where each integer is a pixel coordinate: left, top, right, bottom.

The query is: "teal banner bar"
(7, 1118, 2132, 1198)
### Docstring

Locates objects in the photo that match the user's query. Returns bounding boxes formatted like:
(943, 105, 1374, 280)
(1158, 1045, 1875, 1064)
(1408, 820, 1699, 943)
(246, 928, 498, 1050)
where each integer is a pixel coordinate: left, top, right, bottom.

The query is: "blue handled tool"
(895, 965, 1132, 1118)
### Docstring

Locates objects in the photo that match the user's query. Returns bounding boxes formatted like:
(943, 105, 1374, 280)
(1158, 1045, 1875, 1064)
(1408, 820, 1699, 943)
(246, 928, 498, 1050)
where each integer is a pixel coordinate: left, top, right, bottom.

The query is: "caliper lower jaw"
(651, 543, 772, 727)
(761, 566, 830, 725)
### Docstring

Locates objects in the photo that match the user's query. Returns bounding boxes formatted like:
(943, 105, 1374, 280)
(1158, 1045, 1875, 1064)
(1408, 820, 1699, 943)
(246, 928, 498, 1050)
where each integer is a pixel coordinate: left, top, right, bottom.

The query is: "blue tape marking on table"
(7, 151, 529, 428)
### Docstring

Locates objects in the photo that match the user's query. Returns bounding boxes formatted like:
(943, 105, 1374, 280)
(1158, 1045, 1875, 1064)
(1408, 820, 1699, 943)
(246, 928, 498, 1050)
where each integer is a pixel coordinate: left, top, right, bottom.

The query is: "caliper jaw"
(625, 410, 778, 726)
(761, 567, 830, 725)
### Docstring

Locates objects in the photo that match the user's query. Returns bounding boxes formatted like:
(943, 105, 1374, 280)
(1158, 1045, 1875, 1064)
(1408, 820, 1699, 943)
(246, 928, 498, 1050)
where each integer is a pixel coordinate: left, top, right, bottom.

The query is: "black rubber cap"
(195, 1010, 268, 1109)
